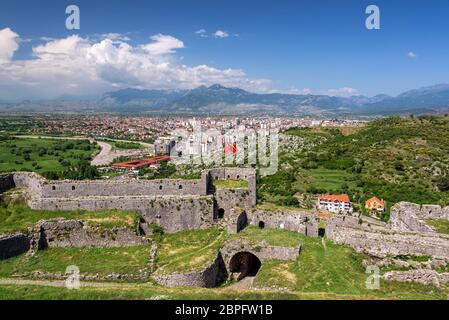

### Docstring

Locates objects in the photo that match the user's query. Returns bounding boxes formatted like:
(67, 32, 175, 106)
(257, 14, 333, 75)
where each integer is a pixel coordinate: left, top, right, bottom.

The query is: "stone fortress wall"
(0, 168, 257, 234)
(3, 172, 449, 287)
(325, 203, 449, 260)
(207, 168, 257, 214)
(12, 171, 208, 199)
(245, 208, 319, 237)
(389, 202, 449, 233)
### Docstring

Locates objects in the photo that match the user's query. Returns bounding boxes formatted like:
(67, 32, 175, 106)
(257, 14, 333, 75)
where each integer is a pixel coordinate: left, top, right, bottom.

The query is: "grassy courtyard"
(154, 228, 226, 275)
(212, 179, 249, 189)
(0, 204, 140, 234)
(0, 226, 448, 299)
(230, 225, 302, 247)
(0, 246, 151, 278)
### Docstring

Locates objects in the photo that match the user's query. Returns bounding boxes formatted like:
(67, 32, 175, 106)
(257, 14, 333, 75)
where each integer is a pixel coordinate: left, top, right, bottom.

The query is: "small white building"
(318, 194, 353, 214)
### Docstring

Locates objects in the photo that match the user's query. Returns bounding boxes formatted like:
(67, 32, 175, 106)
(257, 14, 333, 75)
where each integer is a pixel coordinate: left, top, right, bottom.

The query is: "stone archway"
(229, 251, 262, 281)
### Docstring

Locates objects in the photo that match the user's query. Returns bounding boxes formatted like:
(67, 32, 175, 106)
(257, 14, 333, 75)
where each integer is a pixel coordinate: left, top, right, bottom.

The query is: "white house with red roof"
(318, 194, 353, 214)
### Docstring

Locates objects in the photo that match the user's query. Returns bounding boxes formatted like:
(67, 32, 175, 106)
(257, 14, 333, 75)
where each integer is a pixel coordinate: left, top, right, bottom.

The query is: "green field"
(231, 225, 301, 247)
(99, 139, 145, 150)
(212, 179, 249, 189)
(1, 280, 446, 300)
(425, 219, 449, 235)
(0, 246, 151, 278)
(154, 228, 226, 275)
(0, 137, 98, 174)
(0, 204, 139, 234)
(307, 169, 360, 191)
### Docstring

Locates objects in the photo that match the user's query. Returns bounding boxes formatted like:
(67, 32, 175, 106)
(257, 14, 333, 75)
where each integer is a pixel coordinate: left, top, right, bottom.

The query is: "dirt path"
(321, 237, 327, 251)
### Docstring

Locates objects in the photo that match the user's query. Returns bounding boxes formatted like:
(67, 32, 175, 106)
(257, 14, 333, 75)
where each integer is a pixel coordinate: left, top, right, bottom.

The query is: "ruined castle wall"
(6, 171, 211, 199)
(215, 189, 255, 216)
(247, 209, 319, 236)
(5, 169, 256, 234)
(220, 238, 301, 269)
(207, 168, 257, 206)
(383, 270, 449, 285)
(390, 202, 449, 233)
(0, 233, 30, 260)
(153, 253, 226, 288)
(0, 174, 14, 194)
(207, 167, 255, 181)
(140, 196, 215, 233)
(39, 178, 206, 198)
(326, 215, 362, 237)
(30, 195, 215, 234)
(328, 226, 449, 260)
(11, 172, 44, 197)
(29, 219, 147, 248)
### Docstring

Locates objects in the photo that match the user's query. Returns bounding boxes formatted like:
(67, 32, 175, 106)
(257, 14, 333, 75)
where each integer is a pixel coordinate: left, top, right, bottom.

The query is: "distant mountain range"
(2, 84, 449, 116)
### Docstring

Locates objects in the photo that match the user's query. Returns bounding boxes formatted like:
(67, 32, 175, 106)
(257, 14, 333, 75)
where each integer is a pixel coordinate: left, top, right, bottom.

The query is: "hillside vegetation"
(0, 226, 447, 300)
(259, 116, 449, 219)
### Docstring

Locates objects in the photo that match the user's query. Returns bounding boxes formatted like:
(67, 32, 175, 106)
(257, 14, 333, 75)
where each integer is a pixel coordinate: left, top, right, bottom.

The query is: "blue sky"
(0, 0, 449, 99)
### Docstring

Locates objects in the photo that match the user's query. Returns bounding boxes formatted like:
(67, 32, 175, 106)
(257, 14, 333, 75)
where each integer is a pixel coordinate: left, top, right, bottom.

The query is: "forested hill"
(258, 115, 449, 219)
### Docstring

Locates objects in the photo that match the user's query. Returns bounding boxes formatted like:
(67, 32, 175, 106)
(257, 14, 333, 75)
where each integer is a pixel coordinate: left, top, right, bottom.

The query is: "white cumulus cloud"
(214, 30, 229, 38)
(0, 28, 20, 63)
(141, 34, 185, 55)
(0, 28, 271, 100)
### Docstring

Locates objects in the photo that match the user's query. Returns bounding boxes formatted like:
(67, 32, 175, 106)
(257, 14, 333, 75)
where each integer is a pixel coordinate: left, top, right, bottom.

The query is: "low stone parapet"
(383, 270, 449, 286)
(329, 226, 449, 260)
(0, 233, 30, 260)
(29, 218, 148, 249)
(152, 253, 227, 288)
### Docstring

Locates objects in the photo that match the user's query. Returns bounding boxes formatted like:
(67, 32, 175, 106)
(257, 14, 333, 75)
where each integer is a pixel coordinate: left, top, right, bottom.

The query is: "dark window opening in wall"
(258, 221, 265, 229)
(318, 228, 326, 237)
(237, 175, 240, 179)
(52, 186, 56, 191)
(179, 185, 183, 189)
(227, 175, 230, 179)
(159, 185, 163, 190)
(218, 208, 225, 219)
(72, 186, 75, 190)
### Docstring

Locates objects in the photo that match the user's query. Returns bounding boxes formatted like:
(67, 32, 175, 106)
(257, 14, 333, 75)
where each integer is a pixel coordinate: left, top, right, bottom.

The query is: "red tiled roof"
(319, 212, 333, 218)
(112, 156, 170, 169)
(319, 194, 350, 202)
(366, 197, 385, 206)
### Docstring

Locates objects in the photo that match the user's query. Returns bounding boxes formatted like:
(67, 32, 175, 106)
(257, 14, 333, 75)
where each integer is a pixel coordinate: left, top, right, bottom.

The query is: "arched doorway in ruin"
(229, 251, 262, 281)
